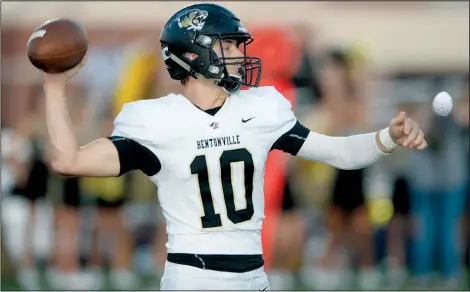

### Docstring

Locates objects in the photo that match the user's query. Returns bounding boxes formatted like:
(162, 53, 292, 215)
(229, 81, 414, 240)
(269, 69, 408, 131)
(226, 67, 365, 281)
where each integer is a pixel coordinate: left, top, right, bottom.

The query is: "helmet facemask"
(209, 34, 262, 93)
(162, 32, 262, 93)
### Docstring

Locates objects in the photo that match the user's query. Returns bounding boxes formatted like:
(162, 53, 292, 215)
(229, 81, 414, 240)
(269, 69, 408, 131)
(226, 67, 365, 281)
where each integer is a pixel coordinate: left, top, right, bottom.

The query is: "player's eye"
(222, 40, 236, 51)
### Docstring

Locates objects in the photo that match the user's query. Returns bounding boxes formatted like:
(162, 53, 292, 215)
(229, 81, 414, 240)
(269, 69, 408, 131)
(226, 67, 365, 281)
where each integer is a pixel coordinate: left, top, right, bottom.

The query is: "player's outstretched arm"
(44, 76, 121, 177)
(268, 87, 427, 170)
(268, 86, 426, 170)
(295, 111, 427, 170)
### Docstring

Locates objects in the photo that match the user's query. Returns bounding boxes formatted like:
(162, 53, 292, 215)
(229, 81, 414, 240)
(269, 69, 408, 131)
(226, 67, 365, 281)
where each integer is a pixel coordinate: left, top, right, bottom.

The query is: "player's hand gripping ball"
(27, 18, 88, 74)
(389, 111, 427, 150)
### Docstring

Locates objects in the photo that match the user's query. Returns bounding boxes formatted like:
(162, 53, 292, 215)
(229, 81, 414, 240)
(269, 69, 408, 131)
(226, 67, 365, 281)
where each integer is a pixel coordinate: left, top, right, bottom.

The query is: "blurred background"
(1, 1, 469, 290)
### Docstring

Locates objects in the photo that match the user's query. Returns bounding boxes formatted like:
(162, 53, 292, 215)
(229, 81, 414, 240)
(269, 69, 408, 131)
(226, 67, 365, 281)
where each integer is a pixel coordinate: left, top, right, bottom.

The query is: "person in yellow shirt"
(79, 39, 160, 290)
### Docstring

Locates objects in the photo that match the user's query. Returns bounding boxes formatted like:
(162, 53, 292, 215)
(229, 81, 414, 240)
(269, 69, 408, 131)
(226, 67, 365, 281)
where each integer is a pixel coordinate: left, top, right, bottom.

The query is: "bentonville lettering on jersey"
(197, 135, 240, 149)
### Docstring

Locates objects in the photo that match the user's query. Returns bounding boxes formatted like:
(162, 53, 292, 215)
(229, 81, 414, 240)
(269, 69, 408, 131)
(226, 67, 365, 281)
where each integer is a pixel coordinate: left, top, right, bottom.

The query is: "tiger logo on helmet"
(177, 9, 209, 31)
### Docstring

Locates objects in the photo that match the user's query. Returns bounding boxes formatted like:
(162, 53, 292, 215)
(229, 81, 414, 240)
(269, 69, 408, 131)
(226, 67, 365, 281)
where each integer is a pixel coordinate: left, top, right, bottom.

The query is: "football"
(27, 18, 88, 73)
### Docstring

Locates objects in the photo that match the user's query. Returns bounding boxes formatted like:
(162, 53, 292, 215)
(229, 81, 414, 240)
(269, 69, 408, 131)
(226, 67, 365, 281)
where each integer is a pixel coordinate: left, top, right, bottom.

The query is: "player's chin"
(227, 66, 242, 77)
(228, 71, 242, 78)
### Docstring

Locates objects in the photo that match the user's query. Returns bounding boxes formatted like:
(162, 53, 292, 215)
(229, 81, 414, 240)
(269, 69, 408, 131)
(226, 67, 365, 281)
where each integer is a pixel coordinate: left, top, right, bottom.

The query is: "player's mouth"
(232, 66, 245, 78)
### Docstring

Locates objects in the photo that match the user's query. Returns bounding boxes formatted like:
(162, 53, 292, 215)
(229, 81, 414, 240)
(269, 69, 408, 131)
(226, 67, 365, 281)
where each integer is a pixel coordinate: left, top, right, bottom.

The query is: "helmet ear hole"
(168, 66, 189, 81)
(165, 58, 189, 81)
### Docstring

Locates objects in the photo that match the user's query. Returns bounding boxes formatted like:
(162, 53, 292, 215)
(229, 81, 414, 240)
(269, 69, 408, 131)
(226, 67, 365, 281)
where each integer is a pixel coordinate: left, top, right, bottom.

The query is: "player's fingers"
(391, 111, 407, 126)
(411, 130, 425, 147)
(64, 57, 86, 82)
(403, 118, 413, 135)
(416, 140, 428, 150)
(80, 55, 87, 67)
(70, 55, 87, 72)
(403, 123, 419, 147)
(73, 56, 86, 72)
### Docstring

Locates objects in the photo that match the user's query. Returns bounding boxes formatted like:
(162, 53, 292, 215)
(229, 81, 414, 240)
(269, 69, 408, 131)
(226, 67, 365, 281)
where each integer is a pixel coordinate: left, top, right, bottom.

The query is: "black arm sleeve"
(270, 121, 310, 155)
(107, 136, 161, 176)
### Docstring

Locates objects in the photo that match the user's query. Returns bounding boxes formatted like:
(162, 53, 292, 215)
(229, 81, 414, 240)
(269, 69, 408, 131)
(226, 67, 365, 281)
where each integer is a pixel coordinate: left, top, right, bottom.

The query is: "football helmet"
(160, 3, 262, 93)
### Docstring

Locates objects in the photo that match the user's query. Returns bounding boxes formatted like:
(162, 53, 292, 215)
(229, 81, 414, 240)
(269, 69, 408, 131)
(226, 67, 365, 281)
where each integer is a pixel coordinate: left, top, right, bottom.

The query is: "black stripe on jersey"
(270, 121, 310, 155)
(167, 253, 264, 273)
(107, 136, 161, 176)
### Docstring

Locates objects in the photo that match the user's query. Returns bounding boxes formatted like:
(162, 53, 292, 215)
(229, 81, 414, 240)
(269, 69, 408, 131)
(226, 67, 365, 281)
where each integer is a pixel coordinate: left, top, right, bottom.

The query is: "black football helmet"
(160, 3, 262, 93)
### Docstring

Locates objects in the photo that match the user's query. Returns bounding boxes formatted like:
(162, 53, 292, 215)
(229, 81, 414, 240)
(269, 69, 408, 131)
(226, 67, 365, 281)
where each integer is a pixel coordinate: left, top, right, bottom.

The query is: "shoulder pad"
(244, 86, 293, 112)
(116, 94, 178, 123)
(244, 86, 279, 98)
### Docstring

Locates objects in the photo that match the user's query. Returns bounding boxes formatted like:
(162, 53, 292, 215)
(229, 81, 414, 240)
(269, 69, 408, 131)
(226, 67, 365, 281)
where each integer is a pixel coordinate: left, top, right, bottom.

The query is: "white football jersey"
(111, 86, 305, 255)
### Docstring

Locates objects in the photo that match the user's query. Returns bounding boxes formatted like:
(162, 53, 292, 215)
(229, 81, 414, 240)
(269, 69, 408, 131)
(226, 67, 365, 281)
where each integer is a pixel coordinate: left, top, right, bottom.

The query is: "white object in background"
(432, 91, 453, 116)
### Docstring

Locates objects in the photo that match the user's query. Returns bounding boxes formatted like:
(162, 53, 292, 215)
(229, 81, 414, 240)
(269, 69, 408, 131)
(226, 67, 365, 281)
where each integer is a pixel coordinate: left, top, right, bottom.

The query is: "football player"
(41, 3, 427, 290)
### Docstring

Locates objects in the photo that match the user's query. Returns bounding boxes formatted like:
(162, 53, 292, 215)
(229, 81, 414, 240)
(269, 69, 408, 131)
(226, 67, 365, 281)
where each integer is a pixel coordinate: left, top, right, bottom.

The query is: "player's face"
(213, 39, 243, 77)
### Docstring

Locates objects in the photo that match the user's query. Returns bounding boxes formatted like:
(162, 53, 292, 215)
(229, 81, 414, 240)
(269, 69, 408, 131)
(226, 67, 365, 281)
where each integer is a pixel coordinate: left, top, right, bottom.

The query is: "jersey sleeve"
(261, 87, 310, 156)
(107, 102, 161, 176)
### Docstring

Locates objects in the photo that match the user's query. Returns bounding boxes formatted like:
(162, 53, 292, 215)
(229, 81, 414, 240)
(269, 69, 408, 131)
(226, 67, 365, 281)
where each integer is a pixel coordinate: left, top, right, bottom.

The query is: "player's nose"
(232, 48, 244, 59)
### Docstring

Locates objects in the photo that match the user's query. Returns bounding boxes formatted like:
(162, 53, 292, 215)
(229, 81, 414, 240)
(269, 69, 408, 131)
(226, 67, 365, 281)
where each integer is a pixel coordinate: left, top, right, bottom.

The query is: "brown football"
(27, 18, 88, 73)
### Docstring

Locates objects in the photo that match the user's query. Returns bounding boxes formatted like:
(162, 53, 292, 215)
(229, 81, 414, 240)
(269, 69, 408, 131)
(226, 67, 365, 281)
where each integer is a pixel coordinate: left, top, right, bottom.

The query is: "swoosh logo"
(242, 117, 255, 123)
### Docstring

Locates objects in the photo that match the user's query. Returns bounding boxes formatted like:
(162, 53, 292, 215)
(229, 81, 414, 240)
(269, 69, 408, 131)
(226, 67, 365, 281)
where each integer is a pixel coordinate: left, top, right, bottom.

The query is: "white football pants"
(160, 261, 270, 290)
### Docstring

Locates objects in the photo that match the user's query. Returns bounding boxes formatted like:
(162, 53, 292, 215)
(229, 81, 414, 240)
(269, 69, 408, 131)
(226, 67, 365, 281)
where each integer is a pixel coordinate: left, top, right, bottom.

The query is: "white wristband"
(379, 127, 397, 151)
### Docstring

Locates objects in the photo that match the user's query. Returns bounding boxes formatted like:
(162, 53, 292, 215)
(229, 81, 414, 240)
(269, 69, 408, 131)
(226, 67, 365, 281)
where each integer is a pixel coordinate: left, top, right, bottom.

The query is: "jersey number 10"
(190, 148, 255, 229)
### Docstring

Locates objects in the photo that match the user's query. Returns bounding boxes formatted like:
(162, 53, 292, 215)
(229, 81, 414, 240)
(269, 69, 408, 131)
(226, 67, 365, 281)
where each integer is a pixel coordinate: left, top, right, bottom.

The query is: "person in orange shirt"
(248, 26, 304, 289)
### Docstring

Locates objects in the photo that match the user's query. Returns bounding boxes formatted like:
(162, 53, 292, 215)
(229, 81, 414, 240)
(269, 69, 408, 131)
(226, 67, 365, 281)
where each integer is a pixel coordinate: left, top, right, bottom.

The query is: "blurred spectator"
(269, 177, 307, 290)
(2, 118, 36, 289)
(73, 38, 160, 290)
(247, 26, 306, 290)
(381, 99, 417, 289)
(385, 173, 412, 287)
(290, 25, 323, 112)
(2, 85, 55, 290)
(247, 25, 290, 275)
(404, 75, 469, 289)
(454, 80, 469, 281)
(1, 119, 33, 199)
(311, 47, 381, 290)
(46, 82, 88, 290)
(78, 114, 137, 290)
